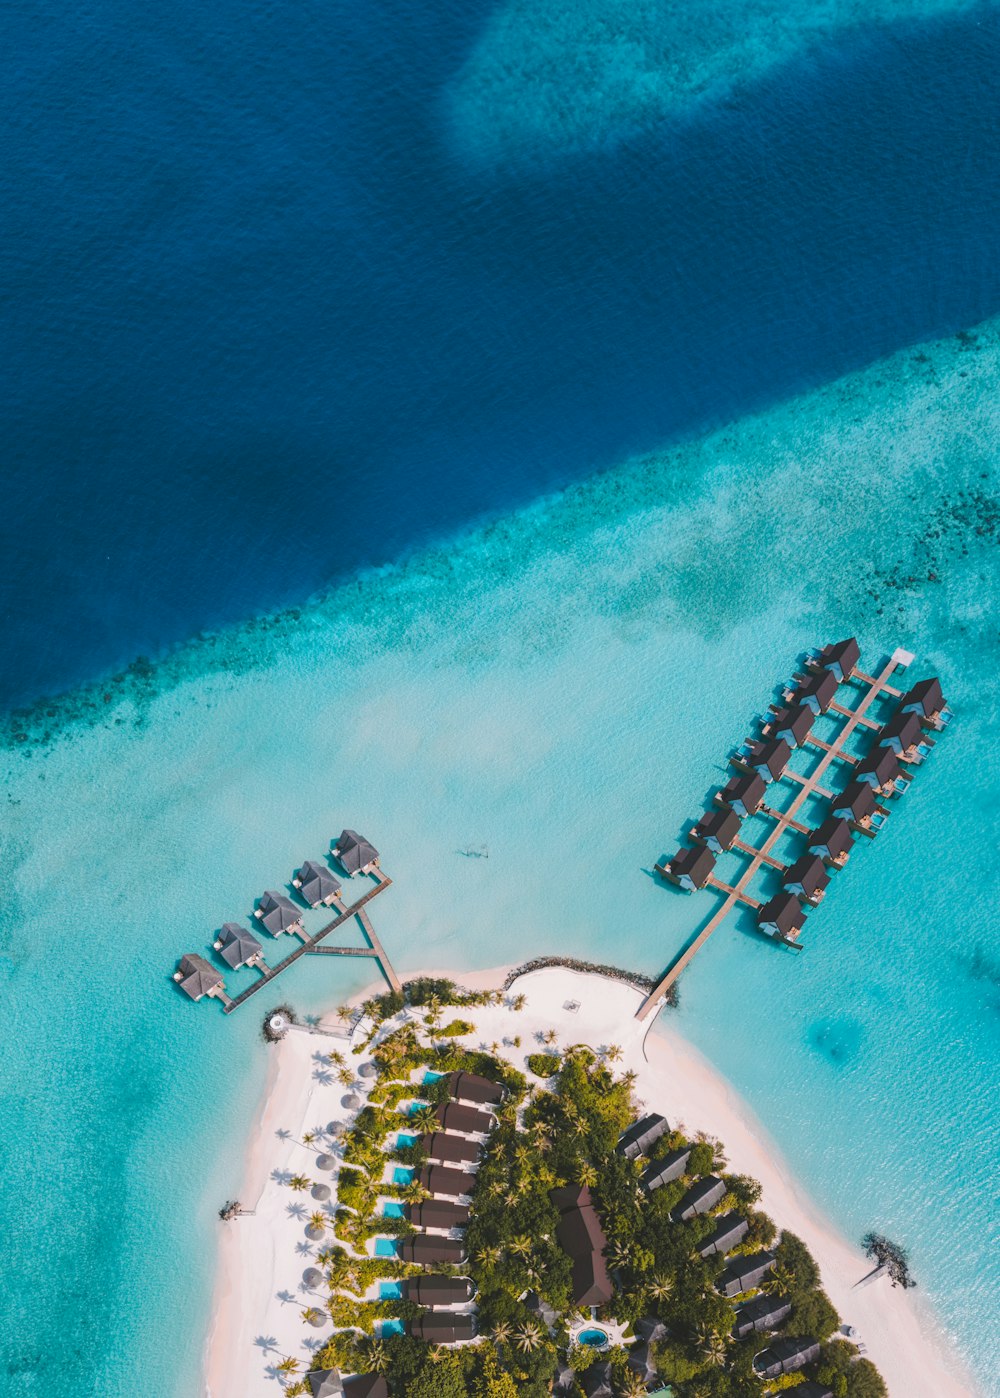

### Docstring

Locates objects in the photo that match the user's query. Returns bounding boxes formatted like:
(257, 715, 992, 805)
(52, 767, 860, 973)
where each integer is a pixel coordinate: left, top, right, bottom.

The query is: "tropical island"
(211, 971, 906, 1398)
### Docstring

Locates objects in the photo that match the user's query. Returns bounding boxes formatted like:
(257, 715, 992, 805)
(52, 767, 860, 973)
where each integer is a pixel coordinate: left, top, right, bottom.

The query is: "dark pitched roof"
(670, 844, 717, 887)
(572, 1249, 613, 1306)
(693, 806, 743, 850)
(550, 1184, 611, 1305)
(419, 1131, 480, 1165)
(557, 1204, 606, 1259)
(795, 669, 838, 711)
(878, 709, 924, 750)
(406, 1275, 474, 1305)
(855, 746, 901, 785)
(819, 637, 860, 674)
(550, 1182, 591, 1212)
(306, 1371, 342, 1398)
(642, 1146, 691, 1191)
(697, 1211, 748, 1257)
(674, 1175, 726, 1219)
(410, 1312, 477, 1343)
(175, 954, 223, 1000)
(581, 1362, 614, 1398)
(295, 859, 340, 906)
(769, 703, 815, 746)
(720, 771, 767, 814)
(732, 1293, 792, 1338)
(783, 1384, 834, 1398)
(398, 1234, 466, 1265)
(215, 923, 262, 970)
(342, 1377, 390, 1398)
(418, 1164, 476, 1198)
(753, 1336, 821, 1378)
(434, 1101, 493, 1135)
(748, 737, 792, 779)
(332, 829, 379, 874)
(831, 780, 877, 821)
(617, 1112, 669, 1159)
(408, 1199, 469, 1231)
(256, 890, 302, 934)
(445, 1071, 504, 1105)
(899, 676, 944, 716)
(716, 1249, 776, 1297)
(757, 893, 805, 936)
(807, 817, 854, 858)
(782, 854, 830, 899)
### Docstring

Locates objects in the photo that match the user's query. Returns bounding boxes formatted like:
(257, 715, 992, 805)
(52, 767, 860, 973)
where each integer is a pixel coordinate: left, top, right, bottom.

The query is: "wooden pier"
(222, 874, 396, 1015)
(637, 649, 913, 1022)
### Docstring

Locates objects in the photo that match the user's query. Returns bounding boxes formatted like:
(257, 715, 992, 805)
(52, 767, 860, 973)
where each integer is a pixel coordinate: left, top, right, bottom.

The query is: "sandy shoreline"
(202, 964, 980, 1398)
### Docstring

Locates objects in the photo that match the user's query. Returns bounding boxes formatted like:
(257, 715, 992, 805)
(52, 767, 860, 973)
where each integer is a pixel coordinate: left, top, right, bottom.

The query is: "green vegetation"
(437, 1018, 476, 1037)
(526, 1051, 561, 1077)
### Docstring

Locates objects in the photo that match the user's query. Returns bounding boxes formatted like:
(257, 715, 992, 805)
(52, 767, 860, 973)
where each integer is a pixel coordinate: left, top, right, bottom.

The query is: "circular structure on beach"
(315, 1153, 336, 1171)
(342, 1092, 360, 1110)
(358, 1061, 377, 1078)
(577, 1328, 609, 1349)
(307, 1310, 327, 1328)
(326, 1120, 343, 1136)
(302, 1267, 324, 1288)
(311, 1183, 331, 1201)
(263, 1011, 291, 1041)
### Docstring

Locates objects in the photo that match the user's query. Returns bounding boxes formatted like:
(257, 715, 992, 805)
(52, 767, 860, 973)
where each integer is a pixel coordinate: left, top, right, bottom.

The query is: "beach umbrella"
(325, 1120, 343, 1137)
(302, 1267, 324, 1288)
(358, 1061, 377, 1078)
(307, 1310, 328, 1327)
(315, 1154, 336, 1171)
(342, 1093, 360, 1110)
(311, 1183, 331, 1201)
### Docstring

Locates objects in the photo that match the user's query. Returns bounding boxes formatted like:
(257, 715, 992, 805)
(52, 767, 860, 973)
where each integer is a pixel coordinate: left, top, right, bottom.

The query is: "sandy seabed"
(203, 966, 979, 1398)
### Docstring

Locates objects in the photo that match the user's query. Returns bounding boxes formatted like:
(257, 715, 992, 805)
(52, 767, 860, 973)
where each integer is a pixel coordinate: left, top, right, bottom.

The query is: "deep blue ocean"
(5, 0, 1000, 710)
(3, 2, 1000, 1397)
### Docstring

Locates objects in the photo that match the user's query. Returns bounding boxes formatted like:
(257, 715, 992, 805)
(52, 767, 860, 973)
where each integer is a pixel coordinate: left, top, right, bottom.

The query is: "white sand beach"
(202, 965, 979, 1398)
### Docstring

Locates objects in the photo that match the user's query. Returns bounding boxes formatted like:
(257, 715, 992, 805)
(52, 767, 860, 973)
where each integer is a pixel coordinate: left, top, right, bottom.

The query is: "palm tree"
(491, 1320, 513, 1347)
(576, 1161, 598, 1188)
(647, 1274, 674, 1302)
(300, 1306, 323, 1326)
(337, 1066, 355, 1088)
(515, 1323, 543, 1353)
(509, 1234, 533, 1258)
(766, 1263, 796, 1295)
(276, 1356, 300, 1375)
(327, 1049, 345, 1067)
(511, 993, 526, 1011)
(605, 1043, 622, 1063)
(618, 1373, 648, 1398)
(701, 1334, 728, 1368)
(336, 1004, 353, 1024)
(365, 1338, 389, 1373)
(288, 1175, 311, 1192)
(308, 1211, 327, 1234)
(476, 1244, 502, 1267)
(621, 1070, 637, 1090)
(543, 1029, 558, 1046)
(410, 1105, 438, 1134)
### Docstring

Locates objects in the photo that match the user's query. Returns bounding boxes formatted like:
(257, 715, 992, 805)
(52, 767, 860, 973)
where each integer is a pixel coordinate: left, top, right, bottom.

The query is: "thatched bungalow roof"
(419, 1131, 481, 1165)
(769, 703, 815, 748)
(255, 890, 303, 935)
(669, 844, 717, 889)
(408, 1199, 470, 1232)
(445, 1071, 504, 1105)
(332, 829, 379, 875)
(899, 676, 944, 719)
(830, 781, 877, 823)
(753, 1336, 821, 1379)
(818, 637, 860, 680)
(406, 1275, 474, 1306)
(398, 1234, 466, 1266)
(732, 1293, 792, 1338)
(716, 1249, 776, 1297)
(795, 669, 838, 713)
(642, 1146, 691, 1192)
(807, 817, 854, 861)
(748, 737, 792, 782)
(855, 746, 902, 789)
(617, 1112, 669, 1160)
(719, 771, 767, 816)
(757, 893, 806, 940)
(434, 1101, 493, 1136)
(295, 859, 341, 907)
(782, 854, 830, 901)
(693, 806, 743, 853)
(409, 1313, 477, 1343)
(214, 923, 263, 970)
(673, 1175, 725, 1220)
(174, 954, 224, 1001)
(418, 1164, 476, 1198)
(697, 1211, 748, 1257)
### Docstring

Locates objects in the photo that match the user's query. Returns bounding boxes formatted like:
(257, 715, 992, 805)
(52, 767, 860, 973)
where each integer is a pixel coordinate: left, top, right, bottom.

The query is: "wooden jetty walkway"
(637, 649, 912, 1022)
(223, 874, 397, 1015)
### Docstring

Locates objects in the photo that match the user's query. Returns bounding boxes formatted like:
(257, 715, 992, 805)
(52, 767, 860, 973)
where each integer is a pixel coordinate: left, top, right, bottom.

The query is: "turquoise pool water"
(382, 1201, 406, 1218)
(395, 1133, 419, 1150)
(407, 1101, 430, 1116)
(379, 1281, 404, 1300)
(578, 1328, 609, 1348)
(374, 1239, 400, 1259)
(393, 1167, 416, 1186)
(422, 1070, 446, 1083)
(379, 1318, 405, 1337)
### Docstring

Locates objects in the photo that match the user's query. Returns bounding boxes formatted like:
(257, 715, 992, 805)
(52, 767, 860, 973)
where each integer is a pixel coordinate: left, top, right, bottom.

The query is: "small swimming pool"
(407, 1101, 430, 1116)
(422, 1070, 446, 1082)
(578, 1328, 609, 1348)
(396, 1133, 418, 1149)
(379, 1281, 403, 1300)
(374, 1238, 399, 1258)
(379, 1318, 405, 1337)
(382, 1200, 406, 1218)
(393, 1166, 415, 1186)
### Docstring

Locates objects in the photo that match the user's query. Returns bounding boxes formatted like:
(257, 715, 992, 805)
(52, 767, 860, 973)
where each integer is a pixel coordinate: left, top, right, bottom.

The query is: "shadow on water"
(5, 1, 1000, 707)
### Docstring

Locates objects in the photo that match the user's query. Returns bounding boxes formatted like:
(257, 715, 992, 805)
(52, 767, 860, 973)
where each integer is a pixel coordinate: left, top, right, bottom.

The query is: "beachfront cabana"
(830, 781, 877, 825)
(817, 637, 860, 682)
(782, 854, 830, 904)
(213, 923, 264, 971)
(641, 1146, 691, 1192)
(418, 1164, 476, 1198)
(254, 890, 304, 936)
(898, 676, 947, 726)
(302, 1266, 325, 1288)
(753, 1336, 821, 1379)
(794, 669, 838, 714)
(697, 1211, 748, 1258)
(434, 1101, 493, 1136)
(692, 806, 743, 854)
(331, 829, 380, 876)
(409, 1312, 477, 1343)
(406, 1275, 474, 1306)
(668, 844, 717, 891)
(342, 1376, 391, 1398)
(672, 1175, 726, 1221)
(173, 954, 227, 1003)
(806, 817, 854, 866)
(408, 1199, 470, 1232)
(550, 1183, 613, 1307)
(732, 1293, 792, 1338)
(757, 893, 806, 942)
(445, 1070, 505, 1105)
(419, 1131, 481, 1165)
(357, 1060, 378, 1079)
(718, 771, 767, 817)
(747, 737, 792, 783)
(876, 709, 924, 758)
(716, 1249, 776, 1297)
(617, 1112, 669, 1160)
(854, 746, 902, 794)
(294, 859, 341, 907)
(399, 1234, 466, 1266)
(767, 702, 815, 748)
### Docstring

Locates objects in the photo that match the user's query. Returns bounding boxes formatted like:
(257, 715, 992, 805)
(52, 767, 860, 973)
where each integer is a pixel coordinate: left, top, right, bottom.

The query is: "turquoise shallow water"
(2, 318, 998, 1395)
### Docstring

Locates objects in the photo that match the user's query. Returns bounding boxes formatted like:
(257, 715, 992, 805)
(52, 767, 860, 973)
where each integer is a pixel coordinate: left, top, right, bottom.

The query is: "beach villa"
(641, 1146, 692, 1192)
(617, 1112, 669, 1159)
(716, 1250, 777, 1297)
(673, 1175, 726, 1220)
(753, 1336, 822, 1379)
(697, 1211, 749, 1258)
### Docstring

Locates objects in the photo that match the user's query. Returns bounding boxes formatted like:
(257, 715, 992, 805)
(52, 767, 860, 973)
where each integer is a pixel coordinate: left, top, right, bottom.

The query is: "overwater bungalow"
(753, 1337, 821, 1379)
(697, 1211, 748, 1257)
(782, 854, 830, 904)
(445, 1070, 505, 1106)
(692, 806, 743, 854)
(666, 844, 717, 891)
(794, 669, 838, 714)
(550, 1184, 613, 1307)
(433, 1101, 493, 1136)
(331, 829, 380, 876)
(617, 1112, 669, 1160)
(898, 676, 949, 728)
(747, 737, 792, 783)
(399, 1234, 466, 1266)
(408, 1199, 470, 1232)
(830, 780, 877, 827)
(213, 923, 265, 971)
(806, 817, 854, 866)
(732, 1293, 793, 1338)
(419, 1131, 481, 1165)
(418, 1164, 476, 1198)
(254, 890, 304, 937)
(409, 1313, 477, 1344)
(406, 1275, 475, 1306)
(876, 709, 926, 760)
(718, 771, 768, 817)
(757, 892, 806, 942)
(294, 859, 341, 907)
(173, 953, 228, 1002)
(673, 1175, 726, 1221)
(816, 636, 860, 682)
(716, 1249, 776, 1298)
(641, 1146, 691, 1192)
(766, 702, 815, 748)
(854, 746, 903, 795)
